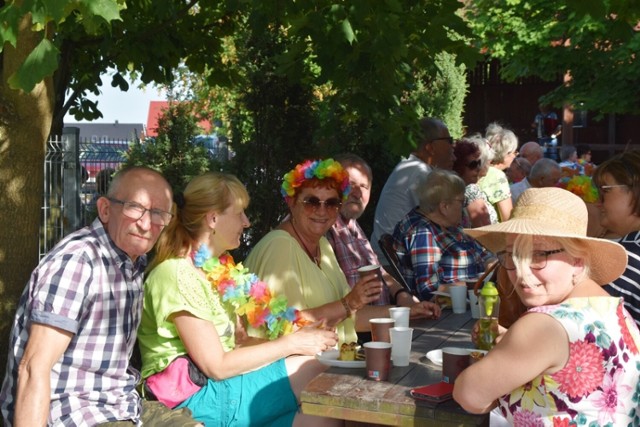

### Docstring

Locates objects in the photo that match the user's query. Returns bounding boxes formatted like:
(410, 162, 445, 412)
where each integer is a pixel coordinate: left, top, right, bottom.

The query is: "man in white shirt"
(371, 117, 454, 261)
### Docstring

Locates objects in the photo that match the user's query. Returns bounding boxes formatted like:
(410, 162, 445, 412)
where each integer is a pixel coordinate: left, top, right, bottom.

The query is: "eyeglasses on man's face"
(431, 136, 454, 145)
(108, 197, 173, 226)
(301, 196, 342, 214)
(496, 248, 565, 271)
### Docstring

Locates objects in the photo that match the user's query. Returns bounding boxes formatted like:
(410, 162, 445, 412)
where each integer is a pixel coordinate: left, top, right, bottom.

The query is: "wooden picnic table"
(300, 309, 490, 426)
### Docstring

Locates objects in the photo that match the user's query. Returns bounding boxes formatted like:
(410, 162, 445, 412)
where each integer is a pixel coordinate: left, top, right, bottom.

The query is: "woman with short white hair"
(478, 123, 519, 221)
(391, 169, 493, 300)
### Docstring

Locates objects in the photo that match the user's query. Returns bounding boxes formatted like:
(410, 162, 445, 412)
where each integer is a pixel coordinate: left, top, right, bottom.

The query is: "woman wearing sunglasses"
(453, 135, 498, 228)
(245, 159, 440, 345)
(454, 187, 640, 425)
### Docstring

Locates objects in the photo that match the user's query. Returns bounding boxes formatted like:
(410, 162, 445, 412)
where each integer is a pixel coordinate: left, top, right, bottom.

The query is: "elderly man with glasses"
(371, 117, 454, 262)
(1, 167, 201, 426)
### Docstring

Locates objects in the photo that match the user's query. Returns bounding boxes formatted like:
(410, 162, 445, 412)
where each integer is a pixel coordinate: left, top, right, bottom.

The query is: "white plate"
(426, 349, 443, 366)
(316, 349, 366, 368)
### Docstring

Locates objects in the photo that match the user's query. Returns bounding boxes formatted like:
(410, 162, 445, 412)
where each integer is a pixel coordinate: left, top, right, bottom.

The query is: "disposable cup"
(468, 290, 480, 319)
(358, 264, 381, 277)
(389, 327, 413, 367)
(449, 285, 468, 314)
(442, 347, 471, 383)
(388, 306, 410, 328)
(364, 341, 392, 381)
(369, 318, 395, 342)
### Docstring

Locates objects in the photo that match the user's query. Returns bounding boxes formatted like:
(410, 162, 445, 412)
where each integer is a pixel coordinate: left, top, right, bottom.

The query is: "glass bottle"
(477, 281, 500, 350)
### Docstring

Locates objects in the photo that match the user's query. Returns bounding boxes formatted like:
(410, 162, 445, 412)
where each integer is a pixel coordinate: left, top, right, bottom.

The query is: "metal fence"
(40, 127, 129, 259)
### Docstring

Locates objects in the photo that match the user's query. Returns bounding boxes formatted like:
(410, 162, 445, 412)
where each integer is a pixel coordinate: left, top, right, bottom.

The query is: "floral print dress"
(496, 297, 640, 426)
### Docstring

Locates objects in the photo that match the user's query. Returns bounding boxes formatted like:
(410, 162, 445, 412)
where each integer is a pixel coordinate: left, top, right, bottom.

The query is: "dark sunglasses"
(466, 159, 482, 170)
(301, 196, 342, 213)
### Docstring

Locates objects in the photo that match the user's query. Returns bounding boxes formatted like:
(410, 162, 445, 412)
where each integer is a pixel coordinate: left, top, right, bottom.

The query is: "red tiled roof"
(145, 101, 213, 137)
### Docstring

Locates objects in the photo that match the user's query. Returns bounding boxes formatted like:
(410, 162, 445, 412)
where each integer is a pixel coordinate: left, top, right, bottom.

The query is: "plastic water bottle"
(477, 281, 500, 350)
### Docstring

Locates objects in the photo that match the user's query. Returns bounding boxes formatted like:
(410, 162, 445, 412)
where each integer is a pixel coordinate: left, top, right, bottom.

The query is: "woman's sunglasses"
(301, 196, 342, 214)
(466, 159, 482, 170)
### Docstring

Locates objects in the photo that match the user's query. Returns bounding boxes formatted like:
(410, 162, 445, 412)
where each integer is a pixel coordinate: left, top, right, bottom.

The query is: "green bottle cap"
(480, 281, 499, 297)
(480, 281, 499, 316)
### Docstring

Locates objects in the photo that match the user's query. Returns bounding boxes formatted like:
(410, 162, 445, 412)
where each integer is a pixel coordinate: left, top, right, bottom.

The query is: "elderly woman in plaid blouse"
(392, 169, 494, 301)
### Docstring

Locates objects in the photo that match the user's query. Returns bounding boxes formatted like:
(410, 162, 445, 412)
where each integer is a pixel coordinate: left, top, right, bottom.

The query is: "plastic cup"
(369, 318, 395, 342)
(364, 341, 392, 381)
(449, 285, 468, 314)
(389, 327, 413, 367)
(442, 347, 471, 383)
(468, 290, 480, 319)
(388, 306, 410, 328)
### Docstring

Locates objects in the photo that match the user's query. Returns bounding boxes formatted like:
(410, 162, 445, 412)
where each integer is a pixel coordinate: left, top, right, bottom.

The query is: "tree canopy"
(0, 0, 477, 375)
(465, 0, 640, 115)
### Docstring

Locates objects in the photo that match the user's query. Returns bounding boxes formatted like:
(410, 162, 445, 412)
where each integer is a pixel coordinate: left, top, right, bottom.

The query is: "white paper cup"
(449, 285, 467, 314)
(468, 290, 480, 319)
(389, 327, 413, 367)
(388, 306, 410, 328)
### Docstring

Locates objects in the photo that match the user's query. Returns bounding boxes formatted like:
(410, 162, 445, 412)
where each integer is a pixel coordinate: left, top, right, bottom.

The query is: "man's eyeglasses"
(108, 197, 173, 226)
(431, 136, 454, 145)
(301, 197, 342, 214)
(496, 249, 565, 271)
(466, 159, 482, 170)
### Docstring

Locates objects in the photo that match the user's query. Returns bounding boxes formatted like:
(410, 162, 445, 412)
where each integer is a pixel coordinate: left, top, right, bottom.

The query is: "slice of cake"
(338, 342, 357, 361)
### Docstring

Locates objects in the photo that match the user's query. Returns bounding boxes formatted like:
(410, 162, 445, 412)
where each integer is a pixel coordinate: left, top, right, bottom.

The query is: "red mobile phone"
(410, 381, 454, 403)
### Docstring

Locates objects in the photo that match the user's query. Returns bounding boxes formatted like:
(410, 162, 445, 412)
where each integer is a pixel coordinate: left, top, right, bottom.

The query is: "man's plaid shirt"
(0, 218, 146, 426)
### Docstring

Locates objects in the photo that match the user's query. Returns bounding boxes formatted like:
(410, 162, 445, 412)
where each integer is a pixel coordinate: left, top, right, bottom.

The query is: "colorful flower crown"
(281, 158, 351, 202)
(193, 245, 308, 339)
(556, 175, 599, 204)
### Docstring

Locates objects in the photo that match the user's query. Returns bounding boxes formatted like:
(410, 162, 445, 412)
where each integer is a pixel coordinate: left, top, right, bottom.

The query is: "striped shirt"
(604, 231, 640, 328)
(392, 207, 491, 300)
(0, 218, 146, 426)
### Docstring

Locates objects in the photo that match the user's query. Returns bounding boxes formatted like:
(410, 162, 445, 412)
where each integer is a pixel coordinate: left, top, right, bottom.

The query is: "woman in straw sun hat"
(453, 187, 640, 426)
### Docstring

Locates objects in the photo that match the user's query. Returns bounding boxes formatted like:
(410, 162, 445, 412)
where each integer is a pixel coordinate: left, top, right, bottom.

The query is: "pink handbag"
(144, 356, 207, 408)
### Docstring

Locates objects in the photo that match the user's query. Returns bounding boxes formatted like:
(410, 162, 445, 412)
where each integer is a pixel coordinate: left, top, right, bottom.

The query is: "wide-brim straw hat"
(464, 187, 627, 285)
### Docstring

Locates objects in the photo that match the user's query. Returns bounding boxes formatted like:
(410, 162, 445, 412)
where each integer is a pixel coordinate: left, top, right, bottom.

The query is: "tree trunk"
(0, 14, 54, 373)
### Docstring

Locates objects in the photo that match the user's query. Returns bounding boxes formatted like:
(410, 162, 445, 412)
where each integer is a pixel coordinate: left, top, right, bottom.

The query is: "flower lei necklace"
(192, 244, 307, 339)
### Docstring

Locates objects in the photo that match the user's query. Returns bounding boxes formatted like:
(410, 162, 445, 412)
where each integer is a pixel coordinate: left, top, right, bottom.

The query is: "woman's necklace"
(289, 220, 321, 267)
(189, 244, 307, 339)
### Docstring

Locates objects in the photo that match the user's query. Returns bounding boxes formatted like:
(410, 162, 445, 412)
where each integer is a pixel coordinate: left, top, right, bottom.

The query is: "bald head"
(519, 141, 544, 165)
(529, 158, 562, 188)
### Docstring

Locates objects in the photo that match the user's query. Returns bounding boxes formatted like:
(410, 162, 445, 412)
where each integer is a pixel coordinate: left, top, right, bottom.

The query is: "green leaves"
(467, 0, 640, 114)
(7, 39, 59, 92)
(341, 19, 356, 44)
(2, 0, 123, 92)
(0, 5, 21, 48)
